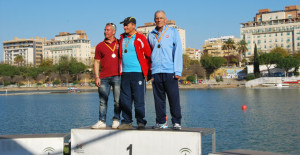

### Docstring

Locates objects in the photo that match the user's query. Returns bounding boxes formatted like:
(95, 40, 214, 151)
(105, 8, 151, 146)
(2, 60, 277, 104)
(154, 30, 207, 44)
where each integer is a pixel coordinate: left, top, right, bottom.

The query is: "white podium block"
(71, 127, 215, 155)
(0, 133, 67, 155)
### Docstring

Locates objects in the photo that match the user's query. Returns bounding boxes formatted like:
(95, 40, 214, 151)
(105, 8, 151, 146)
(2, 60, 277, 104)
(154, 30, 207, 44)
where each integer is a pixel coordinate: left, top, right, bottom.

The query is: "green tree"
(39, 58, 53, 67)
(69, 59, 87, 81)
(0, 64, 20, 76)
(270, 47, 289, 57)
(259, 52, 282, 76)
(253, 44, 260, 78)
(58, 56, 70, 74)
(190, 60, 200, 65)
(231, 58, 238, 66)
(241, 58, 248, 65)
(276, 56, 300, 77)
(14, 55, 24, 66)
(183, 54, 191, 68)
(293, 50, 300, 59)
(200, 55, 227, 79)
(222, 38, 236, 66)
(237, 39, 248, 67)
(186, 75, 196, 82)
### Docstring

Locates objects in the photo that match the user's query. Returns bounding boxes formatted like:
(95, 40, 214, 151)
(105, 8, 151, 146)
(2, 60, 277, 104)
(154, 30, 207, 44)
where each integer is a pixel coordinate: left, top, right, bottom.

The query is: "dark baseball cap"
(120, 17, 136, 24)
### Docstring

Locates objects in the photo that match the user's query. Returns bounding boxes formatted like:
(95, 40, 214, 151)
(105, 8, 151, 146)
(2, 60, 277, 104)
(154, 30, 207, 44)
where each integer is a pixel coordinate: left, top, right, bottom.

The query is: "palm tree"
(14, 55, 24, 66)
(222, 38, 236, 66)
(237, 40, 248, 67)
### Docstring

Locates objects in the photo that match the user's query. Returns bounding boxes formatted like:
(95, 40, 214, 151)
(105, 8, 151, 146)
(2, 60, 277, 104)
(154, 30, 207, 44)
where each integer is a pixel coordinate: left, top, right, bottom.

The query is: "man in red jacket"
(117, 17, 151, 130)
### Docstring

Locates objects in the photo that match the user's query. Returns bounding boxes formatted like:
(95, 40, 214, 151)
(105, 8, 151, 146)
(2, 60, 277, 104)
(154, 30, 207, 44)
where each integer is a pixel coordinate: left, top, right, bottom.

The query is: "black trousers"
(152, 73, 182, 124)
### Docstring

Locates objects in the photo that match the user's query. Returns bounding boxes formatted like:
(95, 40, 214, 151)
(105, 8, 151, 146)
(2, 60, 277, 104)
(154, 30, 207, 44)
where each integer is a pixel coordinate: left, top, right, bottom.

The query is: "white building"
(43, 31, 91, 65)
(240, 5, 300, 58)
(137, 20, 186, 52)
(185, 48, 202, 60)
(202, 36, 240, 57)
(3, 37, 46, 66)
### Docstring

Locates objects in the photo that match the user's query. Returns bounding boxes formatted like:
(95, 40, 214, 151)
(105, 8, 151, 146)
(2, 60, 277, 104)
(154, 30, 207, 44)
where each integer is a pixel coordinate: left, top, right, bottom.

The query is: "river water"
(0, 88, 299, 154)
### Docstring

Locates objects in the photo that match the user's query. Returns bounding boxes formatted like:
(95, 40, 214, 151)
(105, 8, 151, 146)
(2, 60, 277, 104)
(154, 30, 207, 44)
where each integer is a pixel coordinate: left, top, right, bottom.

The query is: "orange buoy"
(242, 105, 247, 110)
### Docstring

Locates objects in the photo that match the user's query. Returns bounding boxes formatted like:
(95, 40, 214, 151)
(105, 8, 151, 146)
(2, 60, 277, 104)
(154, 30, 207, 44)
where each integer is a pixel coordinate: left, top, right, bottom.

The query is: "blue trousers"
(152, 73, 182, 124)
(98, 76, 121, 121)
(120, 72, 147, 125)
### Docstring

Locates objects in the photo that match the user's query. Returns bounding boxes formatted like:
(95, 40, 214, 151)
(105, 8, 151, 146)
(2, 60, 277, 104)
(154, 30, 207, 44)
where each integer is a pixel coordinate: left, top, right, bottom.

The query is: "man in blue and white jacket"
(147, 10, 183, 130)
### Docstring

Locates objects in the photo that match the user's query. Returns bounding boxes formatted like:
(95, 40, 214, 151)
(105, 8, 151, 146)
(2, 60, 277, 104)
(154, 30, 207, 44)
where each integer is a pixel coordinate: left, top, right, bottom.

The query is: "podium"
(0, 133, 67, 155)
(71, 127, 215, 155)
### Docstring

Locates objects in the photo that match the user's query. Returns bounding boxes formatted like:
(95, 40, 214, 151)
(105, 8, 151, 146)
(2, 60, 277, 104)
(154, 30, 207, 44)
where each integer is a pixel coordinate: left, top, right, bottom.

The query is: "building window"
(275, 39, 277, 42)
(257, 40, 261, 44)
(287, 45, 290, 48)
(281, 33, 283, 36)
(287, 32, 290, 35)
(287, 39, 290, 42)
(297, 37, 300, 40)
(297, 43, 300, 46)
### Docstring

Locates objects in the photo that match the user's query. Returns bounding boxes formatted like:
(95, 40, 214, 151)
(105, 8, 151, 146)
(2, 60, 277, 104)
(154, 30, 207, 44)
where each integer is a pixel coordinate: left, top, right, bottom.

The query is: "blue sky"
(0, 0, 299, 62)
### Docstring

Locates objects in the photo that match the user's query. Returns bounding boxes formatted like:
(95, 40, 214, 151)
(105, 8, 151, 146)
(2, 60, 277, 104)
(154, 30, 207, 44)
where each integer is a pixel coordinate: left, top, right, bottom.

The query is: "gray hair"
(154, 10, 166, 19)
(106, 23, 117, 31)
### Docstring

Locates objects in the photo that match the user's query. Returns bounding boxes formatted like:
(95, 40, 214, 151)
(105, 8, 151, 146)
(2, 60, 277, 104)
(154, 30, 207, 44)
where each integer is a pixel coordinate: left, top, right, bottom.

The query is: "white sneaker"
(173, 123, 182, 130)
(91, 120, 106, 129)
(112, 119, 120, 129)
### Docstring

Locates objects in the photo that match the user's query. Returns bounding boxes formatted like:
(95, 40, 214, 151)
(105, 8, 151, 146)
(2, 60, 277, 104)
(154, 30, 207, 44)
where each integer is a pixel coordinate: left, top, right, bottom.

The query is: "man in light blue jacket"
(147, 10, 183, 130)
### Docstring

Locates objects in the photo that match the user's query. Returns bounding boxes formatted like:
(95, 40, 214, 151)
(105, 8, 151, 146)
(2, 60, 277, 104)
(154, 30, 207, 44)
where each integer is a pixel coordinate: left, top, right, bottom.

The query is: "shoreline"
(1, 83, 298, 92)
(0, 84, 243, 92)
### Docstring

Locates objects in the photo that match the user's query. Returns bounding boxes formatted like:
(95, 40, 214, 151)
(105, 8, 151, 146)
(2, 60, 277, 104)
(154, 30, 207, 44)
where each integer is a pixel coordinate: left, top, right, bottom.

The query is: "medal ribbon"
(125, 32, 137, 49)
(155, 26, 169, 43)
(104, 41, 116, 54)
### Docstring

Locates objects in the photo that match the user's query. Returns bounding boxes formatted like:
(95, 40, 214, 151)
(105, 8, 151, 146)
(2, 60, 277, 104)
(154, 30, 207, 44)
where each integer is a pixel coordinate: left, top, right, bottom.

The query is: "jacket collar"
(153, 25, 168, 34)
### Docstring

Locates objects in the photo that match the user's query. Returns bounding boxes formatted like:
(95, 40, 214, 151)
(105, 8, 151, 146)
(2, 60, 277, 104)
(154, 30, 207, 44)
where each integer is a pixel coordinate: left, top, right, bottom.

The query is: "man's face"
(123, 23, 135, 34)
(155, 12, 167, 28)
(104, 25, 115, 39)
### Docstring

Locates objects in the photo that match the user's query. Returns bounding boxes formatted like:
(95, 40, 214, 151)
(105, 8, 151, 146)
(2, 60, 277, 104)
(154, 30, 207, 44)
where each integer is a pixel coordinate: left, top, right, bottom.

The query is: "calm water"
(0, 88, 299, 154)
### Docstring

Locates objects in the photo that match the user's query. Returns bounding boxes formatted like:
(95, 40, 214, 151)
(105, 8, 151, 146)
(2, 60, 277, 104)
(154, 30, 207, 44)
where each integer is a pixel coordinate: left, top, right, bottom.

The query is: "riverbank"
(0, 83, 244, 92)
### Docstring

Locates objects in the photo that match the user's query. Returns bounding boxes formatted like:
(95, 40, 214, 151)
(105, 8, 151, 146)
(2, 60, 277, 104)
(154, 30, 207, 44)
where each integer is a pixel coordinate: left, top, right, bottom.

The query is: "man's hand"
(174, 76, 180, 79)
(95, 78, 101, 87)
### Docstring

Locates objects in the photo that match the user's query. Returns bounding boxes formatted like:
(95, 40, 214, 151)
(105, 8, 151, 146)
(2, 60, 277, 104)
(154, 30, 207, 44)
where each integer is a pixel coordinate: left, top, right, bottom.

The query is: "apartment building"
(202, 36, 240, 57)
(240, 5, 300, 58)
(137, 20, 186, 52)
(43, 31, 91, 65)
(3, 37, 46, 66)
(185, 48, 202, 60)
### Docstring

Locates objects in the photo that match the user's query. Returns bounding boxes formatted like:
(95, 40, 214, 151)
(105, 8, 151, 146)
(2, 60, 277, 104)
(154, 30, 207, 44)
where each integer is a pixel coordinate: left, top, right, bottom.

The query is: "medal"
(155, 26, 169, 48)
(104, 41, 117, 58)
(124, 32, 136, 54)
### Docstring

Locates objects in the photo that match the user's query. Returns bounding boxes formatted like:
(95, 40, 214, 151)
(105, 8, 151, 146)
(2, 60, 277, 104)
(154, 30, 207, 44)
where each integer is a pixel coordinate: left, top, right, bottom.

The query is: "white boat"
(261, 83, 289, 87)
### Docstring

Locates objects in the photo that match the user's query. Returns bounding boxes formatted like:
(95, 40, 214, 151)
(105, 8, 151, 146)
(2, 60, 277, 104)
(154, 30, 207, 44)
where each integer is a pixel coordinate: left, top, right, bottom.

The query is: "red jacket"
(119, 32, 151, 79)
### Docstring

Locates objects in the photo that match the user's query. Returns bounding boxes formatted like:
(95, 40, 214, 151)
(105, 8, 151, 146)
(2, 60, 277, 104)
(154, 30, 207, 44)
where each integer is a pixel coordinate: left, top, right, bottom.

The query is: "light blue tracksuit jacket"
(147, 25, 183, 76)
